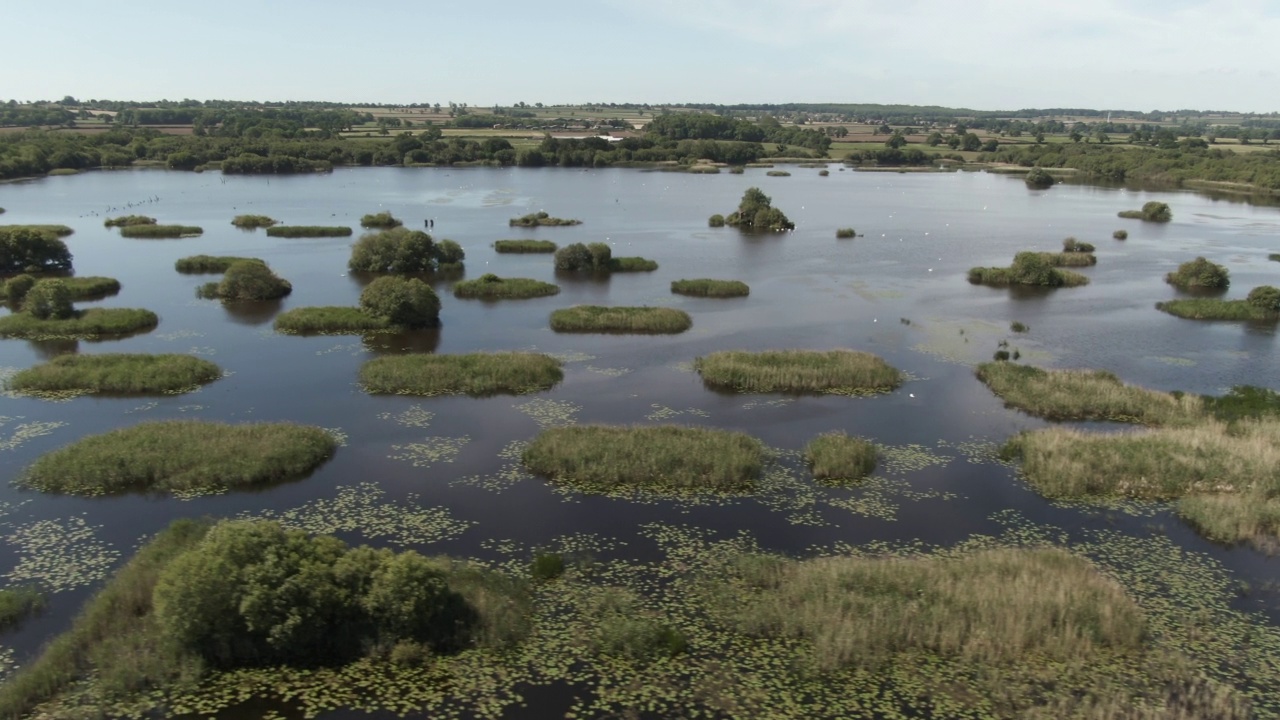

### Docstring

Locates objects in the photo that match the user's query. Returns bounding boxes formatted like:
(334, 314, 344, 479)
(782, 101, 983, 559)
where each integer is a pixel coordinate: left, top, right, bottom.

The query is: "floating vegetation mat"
(529, 349, 596, 364)
(645, 405, 710, 421)
(390, 436, 471, 467)
(585, 365, 631, 377)
(0, 415, 68, 452)
(322, 427, 349, 447)
(377, 404, 435, 428)
(454, 440, 532, 493)
(155, 330, 205, 342)
(515, 398, 582, 429)
(243, 483, 473, 547)
(741, 398, 795, 410)
(315, 342, 363, 356)
(2, 515, 119, 593)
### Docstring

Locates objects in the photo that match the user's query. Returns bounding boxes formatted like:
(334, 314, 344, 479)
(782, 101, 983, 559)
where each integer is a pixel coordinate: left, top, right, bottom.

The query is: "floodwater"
(1, 166, 1278, 717)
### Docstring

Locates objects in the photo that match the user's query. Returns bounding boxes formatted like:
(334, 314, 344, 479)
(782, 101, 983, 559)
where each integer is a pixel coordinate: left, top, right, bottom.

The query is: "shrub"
(494, 239, 556, 253)
(0, 224, 73, 237)
(359, 353, 563, 396)
(58, 276, 120, 299)
(360, 211, 403, 229)
(1269, 253, 1280, 262)
(970, 253, 1090, 287)
(550, 306, 692, 334)
(1247, 285, 1280, 312)
(804, 432, 877, 481)
(0, 587, 45, 633)
(975, 362, 1202, 425)
(695, 349, 903, 395)
(119, 225, 203, 238)
(23, 279, 74, 320)
(18, 420, 337, 496)
(103, 215, 156, 227)
(1166, 257, 1229, 289)
(175, 255, 263, 273)
(554, 242, 598, 272)
(1010, 321, 1029, 333)
(7, 354, 222, 395)
(359, 276, 440, 327)
(231, 215, 278, 228)
(0, 227, 72, 273)
(765, 170, 791, 177)
(1113, 229, 1128, 240)
(453, 274, 560, 299)
(835, 228, 856, 238)
(1024, 167, 1054, 188)
(587, 242, 612, 269)
(591, 590, 689, 660)
(818, 169, 829, 176)
(3, 273, 36, 304)
(266, 225, 352, 238)
(671, 279, 750, 297)
(1119, 201, 1172, 222)
(708, 214, 726, 227)
(209, 261, 292, 301)
(723, 187, 794, 231)
(1061, 237, 1095, 253)
(349, 228, 462, 273)
(509, 211, 581, 227)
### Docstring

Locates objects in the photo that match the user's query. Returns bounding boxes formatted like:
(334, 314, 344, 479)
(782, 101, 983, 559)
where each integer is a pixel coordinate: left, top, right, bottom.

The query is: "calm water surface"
(1, 166, 1278, 716)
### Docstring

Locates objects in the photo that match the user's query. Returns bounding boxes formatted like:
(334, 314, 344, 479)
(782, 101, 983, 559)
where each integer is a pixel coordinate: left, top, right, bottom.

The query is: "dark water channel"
(1, 166, 1278, 717)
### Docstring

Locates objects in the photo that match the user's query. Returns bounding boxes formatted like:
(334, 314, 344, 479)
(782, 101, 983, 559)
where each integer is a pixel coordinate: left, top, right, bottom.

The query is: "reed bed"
(1, 224, 74, 236)
(6, 353, 222, 395)
(1177, 494, 1280, 551)
(453, 275, 560, 300)
(174, 255, 263, 273)
(695, 349, 903, 395)
(19, 420, 337, 496)
(118, 225, 203, 239)
(967, 265, 1090, 287)
(670, 279, 750, 298)
(103, 215, 156, 227)
(1042, 251, 1097, 267)
(804, 432, 877, 481)
(0, 275, 119, 300)
(975, 362, 1203, 425)
(359, 352, 563, 396)
(231, 214, 278, 228)
(1157, 298, 1277, 321)
(522, 425, 765, 494)
(360, 211, 403, 229)
(265, 225, 352, 238)
(0, 308, 158, 338)
(0, 587, 45, 632)
(835, 228, 855, 239)
(494, 240, 557, 253)
(550, 306, 691, 334)
(509, 211, 581, 227)
(273, 306, 394, 334)
(607, 257, 658, 272)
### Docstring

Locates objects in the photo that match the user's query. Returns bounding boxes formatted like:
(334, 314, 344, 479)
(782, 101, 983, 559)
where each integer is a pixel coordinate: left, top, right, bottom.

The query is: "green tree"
(961, 133, 982, 151)
(23, 279, 74, 319)
(885, 132, 907, 149)
(359, 276, 441, 327)
(4, 273, 36, 305)
(0, 227, 73, 273)
(1010, 252, 1059, 286)
(363, 551, 476, 652)
(1247, 285, 1280, 312)
(217, 261, 291, 300)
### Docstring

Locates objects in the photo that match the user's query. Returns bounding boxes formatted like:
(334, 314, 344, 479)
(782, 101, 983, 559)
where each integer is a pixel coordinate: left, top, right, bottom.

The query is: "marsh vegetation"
(174, 255, 263, 273)
(0, 226, 72, 273)
(360, 211, 403, 229)
(265, 225, 353, 238)
(359, 352, 563, 396)
(509, 211, 581, 227)
(494, 239, 556, 253)
(975, 362, 1203, 425)
(695, 349, 903, 395)
(803, 432, 877, 481)
(274, 306, 395, 334)
(1118, 201, 1173, 222)
(102, 215, 156, 227)
(1165, 256, 1230, 289)
(549, 305, 692, 334)
(718, 187, 794, 231)
(118, 224, 203, 239)
(553, 242, 655, 273)
(968, 251, 1090, 287)
(1157, 286, 1280, 321)
(453, 274, 560, 300)
(835, 227, 856, 238)
(197, 260, 292, 301)
(348, 228, 464, 274)
(231, 214, 278, 229)
(5, 353, 222, 395)
(0, 306, 158, 338)
(670, 278, 749, 297)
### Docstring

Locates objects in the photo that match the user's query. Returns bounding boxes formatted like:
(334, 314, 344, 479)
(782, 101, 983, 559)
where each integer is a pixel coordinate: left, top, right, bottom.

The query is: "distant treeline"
(983, 144, 1280, 190)
(644, 113, 831, 153)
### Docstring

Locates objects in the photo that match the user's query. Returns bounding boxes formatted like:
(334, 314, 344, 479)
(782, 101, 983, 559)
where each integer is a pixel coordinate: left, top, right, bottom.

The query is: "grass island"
(695, 349, 903, 395)
(550, 305, 692, 334)
(359, 352, 563, 396)
(5, 353, 222, 395)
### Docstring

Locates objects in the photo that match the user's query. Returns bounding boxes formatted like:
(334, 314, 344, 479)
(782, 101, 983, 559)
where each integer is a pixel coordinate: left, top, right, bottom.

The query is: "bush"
(1247, 285, 1280, 312)
(360, 352, 563, 396)
(349, 228, 462, 273)
(835, 228, 856, 238)
(1010, 321, 1029, 333)
(1157, 297, 1280, 321)
(266, 225, 352, 238)
(671, 279, 750, 297)
(587, 242, 611, 269)
(360, 276, 440, 327)
(550, 306, 692, 334)
(970, 253, 1090, 288)
(1062, 237, 1095, 253)
(211, 261, 292, 301)
(494, 239, 556, 253)
(231, 214, 278, 228)
(1024, 167, 1054, 188)
(1166, 257, 1229, 289)
(607, 256, 658, 272)
(0, 227, 72, 273)
(708, 214, 726, 227)
(3, 273, 35, 304)
(1119, 201, 1172, 222)
(765, 170, 791, 177)
(723, 187, 794, 231)
(0, 587, 45, 633)
(453, 274, 560, 299)
(554, 242, 597, 271)
(530, 553, 566, 581)
(804, 432, 877, 481)
(1113, 229, 1128, 240)
(7, 353, 223, 395)
(175, 255, 263, 273)
(119, 225, 203, 238)
(103, 215, 156, 227)
(695, 349, 903, 395)
(361, 211, 403, 229)
(23, 279, 74, 320)
(509, 211, 581, 227)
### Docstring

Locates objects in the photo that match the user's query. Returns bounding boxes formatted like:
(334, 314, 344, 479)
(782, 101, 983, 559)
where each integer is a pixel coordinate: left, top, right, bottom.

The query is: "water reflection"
(27, 337, 79, 360)
(361, 328, 441, 354)
(221, 298, 285, 326)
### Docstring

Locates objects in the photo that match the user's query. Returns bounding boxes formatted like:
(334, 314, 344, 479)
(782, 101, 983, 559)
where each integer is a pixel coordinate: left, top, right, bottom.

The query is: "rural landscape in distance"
(2, 2, 1279, 718)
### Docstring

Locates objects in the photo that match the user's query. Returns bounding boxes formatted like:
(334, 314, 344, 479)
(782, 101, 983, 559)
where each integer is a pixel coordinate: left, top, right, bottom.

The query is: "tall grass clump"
(0, 587, 45, 632)
(1023, 167, 1054, 188)
(1269, 253, 1280, 262)
(975, 362, 1203, 425)
(360, 353, 563, 396)
(175, 255, 262, 273)
(804, 432, 877, 481)
(197, 260, 291, 301)
(968, 251, 1089, 287)
(0, 307, 158, 338)
(523, 425, 765, 494)
(1177, 494, 1280, 552)
(1118, 201, 1172, 221)
(18, 420, 337, 496)
(1, 275, 119, 302)
(453, 274, 560, 300)
(550, 306, 691, 334)
(119, 225, 203, 239)
(1061, 237, 1095, 253)
(695, 349, 903, 395)
(231, 214, 278, 229)
(266, 225, 353, 238)
(103, 215, 156, 227)
(6, 354, 222, 395)
(494, 239, 556, 253)
(360, 211, 403, 229)
(671, 279, 749, 298)
(509, 211, 581, 227)
(835, 228, 856, 238)
(1114, 229, 1128, 240)
(273, 306, 395, 335)
(1165, 256, 1229, 289)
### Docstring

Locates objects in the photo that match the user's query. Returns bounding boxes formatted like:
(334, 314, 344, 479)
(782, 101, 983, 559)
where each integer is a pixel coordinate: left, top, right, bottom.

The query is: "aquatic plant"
(273, 306, 395, 334)
(453, 274, 559, 299)
(265, 225, 353, 238)
(607, 256, 658, 272)
(1118, 201, 1172, 222)
(549, 306, 692, 334)
(0, 587, 45, 632)
(1061, 237, 1095, 253)
(835, 227, 855, 238)
(670, 279, 750, 298)
(198, 261, 292, 301)
(0, 224, 73, 237)
(695, 349, 903, 395)
(968, 251, 1090, 287)
(1010, 320, 1029, 333)
(1113, 229, 1128, 239)
(118, 224, 203, 238)
(1156, 294, 1279, 322)
(0, 307, 157, 339)
(804, 431, 877, 481)
(359, 352, 563, 396)
(494, 239, 556, 253)
(975, 362, 1202, 425)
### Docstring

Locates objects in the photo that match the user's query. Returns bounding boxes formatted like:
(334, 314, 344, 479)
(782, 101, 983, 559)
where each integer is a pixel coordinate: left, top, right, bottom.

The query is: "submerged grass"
(494, 240, 556, 253)
(670, 279, 749, 297)
(174, 255, 262, 273)
(523, 424, 765, 494)
(804, 432, 877, 481)
(359, 353, 563, 396)
(453, 275, 560, 300)
(18, 420, 337, 496)
(695, 349, 903, 395)
(6, 354, 222, 395)
(1157, 298, 1279, 322)
(975, 362, 1203, 425)
(265, 226, 352, 238)
(273, 307, 394, 334)
(550, 306, 691, 334)
(0, 308, 158, 339)
(118, 225, 203, 239)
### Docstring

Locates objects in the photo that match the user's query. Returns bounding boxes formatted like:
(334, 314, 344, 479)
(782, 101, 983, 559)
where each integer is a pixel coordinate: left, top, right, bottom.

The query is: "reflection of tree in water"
(27, 337, 79, 360)
(361, 328, 441, 355)
(221, 298, 284, 326)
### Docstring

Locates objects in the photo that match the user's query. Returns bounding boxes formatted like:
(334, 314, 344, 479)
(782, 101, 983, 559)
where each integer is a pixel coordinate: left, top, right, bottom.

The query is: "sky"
(3, 0, 1278, 112)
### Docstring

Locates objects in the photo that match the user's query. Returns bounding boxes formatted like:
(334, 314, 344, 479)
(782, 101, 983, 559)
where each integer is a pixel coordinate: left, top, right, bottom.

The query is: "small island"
(175, 255, 263, 273)
(103, 215, 156, 227)
(1157, 285, 1280, 321)
(968, 251, 1090, 287)
(266, 225, 353, 238)
(349, 228, 464, 273)
(550, 305, 691, 334)
(494, 239, 557, 253)
(510, 211, 582, 227)
(1165, 256, 1229, 290)
(360, 211, 403, 229)
(359, 352, 563, 396)
(1118, 201, 1172, 222)
(0, 278, 156, 338)
(804, 431, 878, 482)
(670, 278, 750, 298)
(1024, 167, 1054, 188)
(5, 353, 222, 395)
(276, 276, 439, 334)
(453, 274, 560, 300)
(712, 187, 795, 231)
(197, 260, 292, 301)
(554, 243, 656, 273)
(694, 349, 903, 395)
(119, 224, 203, 239)
(231, 214, 278, 229)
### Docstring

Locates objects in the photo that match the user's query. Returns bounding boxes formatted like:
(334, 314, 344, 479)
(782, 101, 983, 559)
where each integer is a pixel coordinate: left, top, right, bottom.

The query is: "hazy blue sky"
(5, 0, 1277, 111)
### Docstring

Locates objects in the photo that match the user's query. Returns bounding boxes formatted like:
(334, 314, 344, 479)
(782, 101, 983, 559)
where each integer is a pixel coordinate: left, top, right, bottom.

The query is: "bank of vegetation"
(5, 353, 222, 395)
(1119, 201, 1174, 221)
(275, 276, 439, 334)
(835, 228, 855, 238)
(0, 587, 45, 633)
(1, 226, 72, 273)
(359, 352, 563, 396)
(670, 279, 750, 297)
(453, 274, 559, 300)
(174, 255, 262, 273)
(804, 432, 877, 481)
(197, 261, 292, 301)
(968, 251, 1090, 287)
(1157, 286, 1280, 321)
(523, 425, 765, 495)
(983, 142, 1280, 192)
(1024, 167, 1054, 188)
(266, 225, 353, 238)
(103, 215, 156, 227)
(549, 305, 691, 334)
(494, 239, 556, 253)
(360, 211, 403, 229)
(18, 420, 336, 496)
(231, 214, 278, 229)
(348, 228, 464, 273)
(1, 224, 74, 237)
(118, 224, 203, 239)
(0, 279, 157, 338)
(510, 211, 581, 227)
(2, 275, 120, 303)
(695, 349, 903, 395)
(975, 362, 1203, 425)
(715, 187, 794, 231)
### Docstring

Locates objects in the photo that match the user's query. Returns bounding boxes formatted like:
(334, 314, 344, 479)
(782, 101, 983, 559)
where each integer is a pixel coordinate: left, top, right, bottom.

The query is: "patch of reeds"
(804, 432, 877, 482)
(359, 353, 563, 396)
(265, 225, 353, 238)
(1269, 253, 1280, 262)
(695, 349, 903, 395)
(453, 274, 560, 300)
(974, 362, 1203, 425)
(1, 224, 74, 237)
(103, 215, 156, 227)
(174, 255, 263, 273)
(1178, 494, 1280, 552)
(197, 261, 291, 301)
(549, 305, 691, 334)
(509, 211, 581, 227)
(670, 279, 749, 298)
(18, 420, 337, 496)
(6, 353, 222, 395)
(968, 264, 1089, 288)
(0, 308, 158, 338)
(765, 170, 791, 177)
(835, 228, 855, 238)
(118, 224, 203, 239)
(1010, 321, 1029, 333)
(231, 214, 278, 229)
(523, 425, 765, 494)
(1156, 298, 1278, 322)
(606, 256, 658, 272)
(273, 306, 394, 334)
(494, 240, 557, 253)
(360, 211, 403, 229)
(0, 586, 45, 632)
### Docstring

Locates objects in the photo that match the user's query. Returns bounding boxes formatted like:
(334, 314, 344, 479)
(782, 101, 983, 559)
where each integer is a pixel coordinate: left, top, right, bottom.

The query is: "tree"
(723, 187, 794, 231)
(1024, 167, 1054, 188)
(1166, 256, 1228, 289)
(961, 133, 982, 152)
(1010, 252, 1060, 286)
(1247, 285, 1280, 312)
(885, 133, 907, 149)
(363, 551, 476, 652)
(1141, 201, 1173, 222)
(23, 279, 74, 319)
(216, 261, 292, 300)
(348, 228, 460, 273)
(360, 276, 441, 327)
(4, 273, 35, 305)
(0, 227, 73, 273)
(1070, 131, 1083, 143)
(925, 132, 943, 147)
